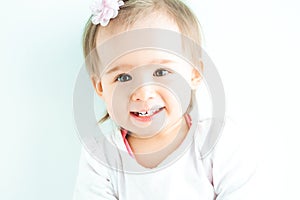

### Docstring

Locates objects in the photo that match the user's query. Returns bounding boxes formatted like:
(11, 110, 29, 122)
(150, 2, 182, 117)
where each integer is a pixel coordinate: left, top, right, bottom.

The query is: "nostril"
(131, 86, 156, 101)
(132, 94, 154, 101)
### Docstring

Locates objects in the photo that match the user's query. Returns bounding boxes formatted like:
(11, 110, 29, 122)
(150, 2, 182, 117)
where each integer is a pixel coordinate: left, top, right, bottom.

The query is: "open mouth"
(130, 107, 165, 120)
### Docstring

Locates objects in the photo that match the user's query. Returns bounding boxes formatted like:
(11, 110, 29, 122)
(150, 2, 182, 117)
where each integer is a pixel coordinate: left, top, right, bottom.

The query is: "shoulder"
(76, 148, 114, 185)
(73, 148, 118, 200)
(197, 117, 261, 199)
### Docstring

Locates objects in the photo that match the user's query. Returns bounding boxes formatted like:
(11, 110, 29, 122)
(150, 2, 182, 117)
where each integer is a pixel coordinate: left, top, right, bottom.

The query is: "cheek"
(180, 71, 193, 86)
(100, 86, 115, 117)
(171, 64, 193, 81)
(156, 73, 192, 114)
(101, 81, 116, 102)
(105, 102, 118, 122)
(159, 89, 183, 113)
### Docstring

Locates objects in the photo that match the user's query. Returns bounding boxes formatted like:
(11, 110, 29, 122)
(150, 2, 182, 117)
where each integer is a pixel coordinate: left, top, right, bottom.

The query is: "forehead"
(109, 50, 189, 69)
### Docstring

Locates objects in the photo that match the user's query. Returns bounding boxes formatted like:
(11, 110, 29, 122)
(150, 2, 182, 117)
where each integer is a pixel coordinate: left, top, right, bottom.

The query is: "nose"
(131, 85, 157, 101)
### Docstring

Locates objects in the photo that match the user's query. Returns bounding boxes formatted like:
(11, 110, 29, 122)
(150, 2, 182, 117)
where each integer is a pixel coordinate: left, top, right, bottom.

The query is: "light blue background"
(0, 0, 90, 199)
(0, 0, 297, 199)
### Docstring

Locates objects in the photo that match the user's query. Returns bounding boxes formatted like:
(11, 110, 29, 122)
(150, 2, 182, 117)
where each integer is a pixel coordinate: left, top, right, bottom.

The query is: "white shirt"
(73, 118, 260, 200)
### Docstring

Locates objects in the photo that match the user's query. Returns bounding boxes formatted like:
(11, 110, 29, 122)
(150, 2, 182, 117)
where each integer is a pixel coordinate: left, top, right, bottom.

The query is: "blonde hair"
(82, 0, 202, 123)
(83, 0, 202, 76)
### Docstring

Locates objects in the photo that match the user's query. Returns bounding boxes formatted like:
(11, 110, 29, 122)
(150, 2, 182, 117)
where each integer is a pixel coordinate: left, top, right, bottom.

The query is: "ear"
(91, 75, 104, 99)
(191, 60, 203, 90)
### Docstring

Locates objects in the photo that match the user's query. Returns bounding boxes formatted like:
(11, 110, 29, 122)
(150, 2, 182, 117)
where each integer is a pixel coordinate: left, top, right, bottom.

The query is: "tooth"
(136, 108, 161, 117)
(138, 111, 147, 116)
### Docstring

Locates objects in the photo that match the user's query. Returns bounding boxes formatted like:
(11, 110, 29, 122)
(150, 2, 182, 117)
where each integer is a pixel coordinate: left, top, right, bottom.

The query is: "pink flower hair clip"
(90, 0, 125, 26)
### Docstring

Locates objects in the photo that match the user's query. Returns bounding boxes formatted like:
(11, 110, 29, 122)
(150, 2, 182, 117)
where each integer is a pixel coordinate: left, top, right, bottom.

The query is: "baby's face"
(97, 50, 199, 137)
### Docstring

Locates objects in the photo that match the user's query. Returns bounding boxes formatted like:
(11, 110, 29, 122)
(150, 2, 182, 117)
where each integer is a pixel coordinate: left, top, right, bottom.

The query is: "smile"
(130, 107, 165, 121)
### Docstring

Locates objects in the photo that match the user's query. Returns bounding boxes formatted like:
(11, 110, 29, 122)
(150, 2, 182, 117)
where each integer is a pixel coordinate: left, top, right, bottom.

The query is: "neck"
(127, 116, 189, 154)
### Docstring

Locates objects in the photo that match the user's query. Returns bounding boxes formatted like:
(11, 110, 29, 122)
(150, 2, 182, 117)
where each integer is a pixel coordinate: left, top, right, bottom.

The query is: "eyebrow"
(105, 59, 175, 74)
(105, 65, 129, 75)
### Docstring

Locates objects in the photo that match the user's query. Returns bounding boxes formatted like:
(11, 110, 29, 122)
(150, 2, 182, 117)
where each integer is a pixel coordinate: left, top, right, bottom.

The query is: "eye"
(116, 73, 132, 82)
(153, 69, 170, 77)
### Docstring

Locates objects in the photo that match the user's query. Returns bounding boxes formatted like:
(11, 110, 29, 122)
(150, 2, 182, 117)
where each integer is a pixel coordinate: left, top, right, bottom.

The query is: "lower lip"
(130, 108, 164, 122)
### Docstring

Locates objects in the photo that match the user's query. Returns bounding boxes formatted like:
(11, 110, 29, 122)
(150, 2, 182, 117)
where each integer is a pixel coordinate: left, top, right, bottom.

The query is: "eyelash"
(115, 73, 132, 82)
(153, 68, 171, 77)
(115, 68, 172, 82)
